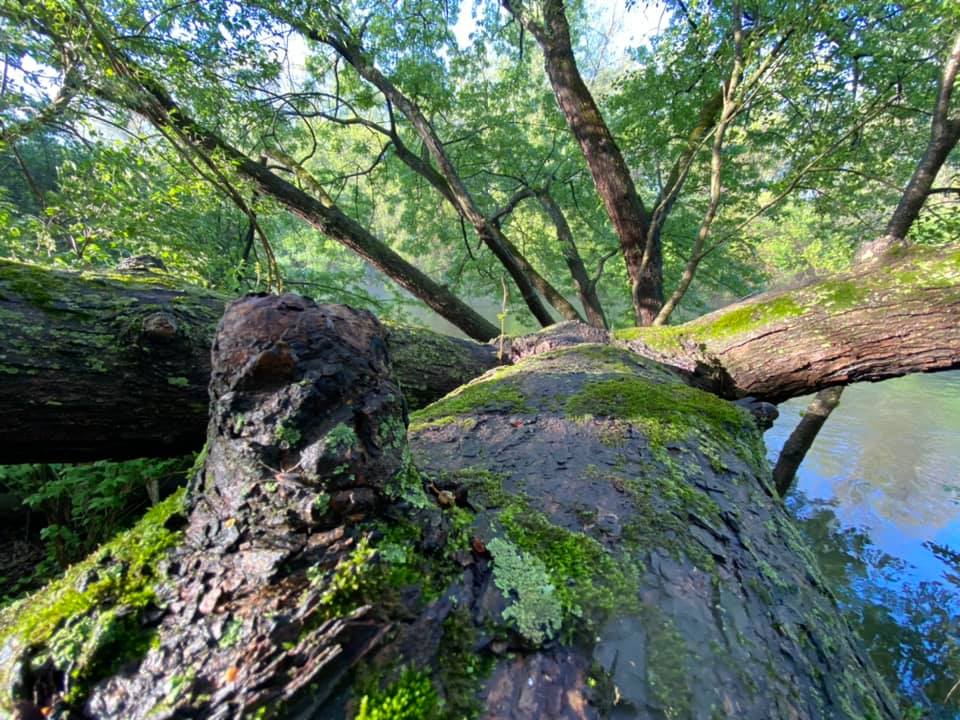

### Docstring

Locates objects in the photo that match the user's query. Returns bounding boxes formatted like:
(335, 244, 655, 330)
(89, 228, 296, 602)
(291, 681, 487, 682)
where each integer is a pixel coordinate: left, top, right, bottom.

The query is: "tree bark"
(883, 32, 960, 242)
(290, 18, 558, 328)
(619, 245, 960, 402)
(82, 55, 500, 343)
(503, 0, 663, 325)
(773, 386, 845, 497)
(3, 244, 959, 464)
(0, 261, 499, 464)
(536, 189, 608, 328)
(0, 306, 899, 719)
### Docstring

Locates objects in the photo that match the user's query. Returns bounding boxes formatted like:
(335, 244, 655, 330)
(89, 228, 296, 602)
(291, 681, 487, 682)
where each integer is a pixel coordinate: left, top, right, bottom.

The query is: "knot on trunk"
(82, 294, 406, 718)
(201, 293, 406, 539)
(140, 312, 178, 341)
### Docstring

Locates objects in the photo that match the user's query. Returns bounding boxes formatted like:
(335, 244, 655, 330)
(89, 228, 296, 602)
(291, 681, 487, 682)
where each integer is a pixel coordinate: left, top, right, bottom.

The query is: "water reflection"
(766, 371, 960, 717)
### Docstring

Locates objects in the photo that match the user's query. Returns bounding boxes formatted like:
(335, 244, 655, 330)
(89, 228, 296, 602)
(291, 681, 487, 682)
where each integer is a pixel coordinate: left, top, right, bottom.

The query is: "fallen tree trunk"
(2, 244, 958, 464)
(0, 298, 898, 719)
(616, 245, 960, 401)
(0, 261, 499, 464)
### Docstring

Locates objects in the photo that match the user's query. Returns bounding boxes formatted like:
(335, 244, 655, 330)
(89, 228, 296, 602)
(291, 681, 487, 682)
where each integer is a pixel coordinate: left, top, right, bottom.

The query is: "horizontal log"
(617, 245, 960, 402)
(0, 261, 499, 464)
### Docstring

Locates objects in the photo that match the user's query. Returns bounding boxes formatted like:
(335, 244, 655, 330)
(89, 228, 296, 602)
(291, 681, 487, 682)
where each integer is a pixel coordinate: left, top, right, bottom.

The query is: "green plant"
(0, 456, 191, 570)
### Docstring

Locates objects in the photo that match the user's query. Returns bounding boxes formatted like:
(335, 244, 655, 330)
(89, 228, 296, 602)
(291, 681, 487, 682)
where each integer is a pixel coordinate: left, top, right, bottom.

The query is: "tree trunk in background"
(773, 386, 845, 497)
(504, 0, 663, 325)
(0, 311, 898, 720)
(0, 261, 499, 464)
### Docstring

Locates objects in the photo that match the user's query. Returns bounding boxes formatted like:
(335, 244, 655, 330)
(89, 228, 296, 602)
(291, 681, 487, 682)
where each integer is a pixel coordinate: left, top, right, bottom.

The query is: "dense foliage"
(0, 0, 958, 716)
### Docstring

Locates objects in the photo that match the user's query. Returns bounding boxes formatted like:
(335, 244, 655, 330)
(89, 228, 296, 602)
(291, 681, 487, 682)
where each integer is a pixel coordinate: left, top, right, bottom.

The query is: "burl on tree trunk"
(0, 296, 899, 719)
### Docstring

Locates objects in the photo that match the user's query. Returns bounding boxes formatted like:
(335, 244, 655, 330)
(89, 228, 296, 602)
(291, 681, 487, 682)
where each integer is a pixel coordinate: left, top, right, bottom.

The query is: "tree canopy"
(0, 0, 956, 335)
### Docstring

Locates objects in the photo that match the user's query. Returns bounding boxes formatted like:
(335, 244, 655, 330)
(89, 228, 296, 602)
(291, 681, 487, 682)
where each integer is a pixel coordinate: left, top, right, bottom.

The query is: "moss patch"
(0, 489, 187, 709)
(500, 504, 641, 635)
(355, 669, 441, 720)
(409, 379, 529, 433)
(565, 374, 765, 476)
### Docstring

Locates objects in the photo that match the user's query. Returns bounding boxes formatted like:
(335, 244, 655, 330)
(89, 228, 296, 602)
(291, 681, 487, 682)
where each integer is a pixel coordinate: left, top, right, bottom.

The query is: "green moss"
(275, 422, 302, 447)
(435, 607, 494, 718)
(409, 378, 529, 433)
(643, 607, 693, 719)
(166, 375, 190, 387)
(500, 504, 641, 634)
(814, 280, 870, 308)
(443, 467, 510, 508)
(613, 325, 687, 354)
(487, 537, 562, 645)
(387, 449, 433, 509)
(698, 296, 803, 339)
(355, 669, 441, 720)
(326, 422, 358, 452)
(565, 374, 764, 475)
(0, 489, 186, 710)
(0, 261, 55, 308)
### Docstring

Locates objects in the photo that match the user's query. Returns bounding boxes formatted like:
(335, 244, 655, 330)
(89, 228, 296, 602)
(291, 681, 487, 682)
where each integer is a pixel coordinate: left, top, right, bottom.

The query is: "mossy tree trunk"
(0, 301, 899, 719)
(2, 245, 958, 464)
(0, 260, 500, 464)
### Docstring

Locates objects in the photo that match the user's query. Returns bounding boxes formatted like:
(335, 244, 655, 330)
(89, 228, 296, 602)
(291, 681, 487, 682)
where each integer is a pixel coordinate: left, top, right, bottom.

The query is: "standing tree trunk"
(0, 311, 899, 719)
(503, 0, 663, 325)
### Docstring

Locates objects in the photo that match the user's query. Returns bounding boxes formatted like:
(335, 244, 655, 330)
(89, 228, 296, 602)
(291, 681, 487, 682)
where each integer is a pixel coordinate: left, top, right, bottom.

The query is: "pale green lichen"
(500, 503, 641, 632)
(487, 537, 562, 645)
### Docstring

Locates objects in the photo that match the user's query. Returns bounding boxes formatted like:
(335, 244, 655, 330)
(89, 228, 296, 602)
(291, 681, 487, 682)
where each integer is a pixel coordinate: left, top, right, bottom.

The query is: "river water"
(765, 371, 960, 716)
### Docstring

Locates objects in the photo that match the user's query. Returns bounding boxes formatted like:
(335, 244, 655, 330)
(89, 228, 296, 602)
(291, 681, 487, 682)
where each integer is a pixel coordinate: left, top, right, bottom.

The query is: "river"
(766, 370, 960, 717)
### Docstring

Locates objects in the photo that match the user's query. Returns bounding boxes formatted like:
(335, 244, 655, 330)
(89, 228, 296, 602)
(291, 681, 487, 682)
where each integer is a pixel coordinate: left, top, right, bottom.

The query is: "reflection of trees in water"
(794, 372, 960, 532)
(790, 494, 960, 717)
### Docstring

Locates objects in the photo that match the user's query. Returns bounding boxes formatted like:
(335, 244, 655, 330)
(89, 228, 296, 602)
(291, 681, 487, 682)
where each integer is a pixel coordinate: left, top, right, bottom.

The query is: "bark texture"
(619, 246, 960, 402)
(0, 309, 898, 719)
(3, 244, 958, 464)
(503, 0, 663, 325)
(0, 261, 499, 464)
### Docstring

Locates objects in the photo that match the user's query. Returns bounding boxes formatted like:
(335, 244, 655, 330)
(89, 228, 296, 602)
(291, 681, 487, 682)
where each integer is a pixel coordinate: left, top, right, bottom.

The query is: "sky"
(451, 0, 667, 66)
